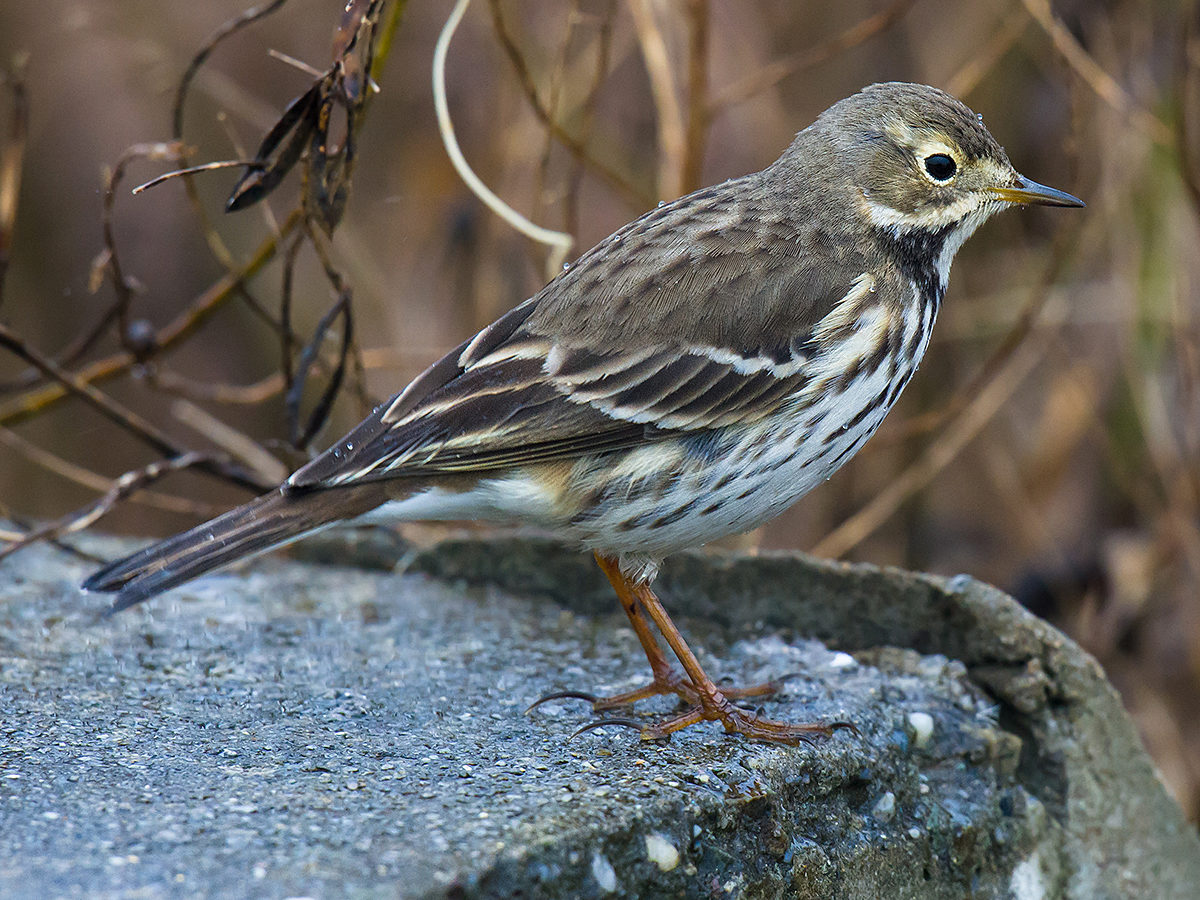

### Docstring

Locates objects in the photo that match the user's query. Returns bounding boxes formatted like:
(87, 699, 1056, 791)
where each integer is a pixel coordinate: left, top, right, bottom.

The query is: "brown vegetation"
(1, 0, 1197, 819)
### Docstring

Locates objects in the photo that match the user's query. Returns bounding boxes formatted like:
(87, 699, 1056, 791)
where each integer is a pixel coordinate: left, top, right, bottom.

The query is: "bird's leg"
(592, 554, 791, 701)
(532, 554, 816, 729)
(588, 553, 701, 708)
(614, 567, 851, 744)
(526, 553, 700, 714)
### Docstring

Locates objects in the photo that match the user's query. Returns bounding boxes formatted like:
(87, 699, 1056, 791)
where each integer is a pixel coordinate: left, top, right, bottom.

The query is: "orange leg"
(582, 554, 852, 744)
(589, 553, 701, 708)
(632, 576, 850, 743)
(588, 554, 787, 704)
(527, 552, 787, 715)
(527, 553, 702, 713)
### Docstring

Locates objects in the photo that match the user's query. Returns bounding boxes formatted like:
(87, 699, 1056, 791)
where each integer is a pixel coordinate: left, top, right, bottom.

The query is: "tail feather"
(83, 485, 384, 612)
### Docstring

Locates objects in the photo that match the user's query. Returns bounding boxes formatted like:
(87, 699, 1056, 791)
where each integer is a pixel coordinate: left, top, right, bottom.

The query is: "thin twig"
(0, 426, 220, 516)
(0, 452, 233, 561)
(629, 0, 687, 200)
(306, 216, 372, 415)
(284, 230, 355, 449)
(280, 231, 305, 393)
(0, 322, 267, 492)
(709, 0, 918, 112)
(148, 367, 286, 405)
(102, 142, 189, 351)
(131, 158, 257, 195)
(0, 208, 304, 428)
(435, 0, 574, 280)
(288, 288, 352, 450)
(304, 227, 370, 424)
(0, 142, 187, 392)
(1020, 0, 1172, 145)
(488, 0, 648, 209)
(171, 398, 290, 483)
(173, 0, 290, 269)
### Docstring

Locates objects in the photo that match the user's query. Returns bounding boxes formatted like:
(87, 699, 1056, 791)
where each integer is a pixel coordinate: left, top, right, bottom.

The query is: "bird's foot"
(526, 670, 700, 713)
(564, 554, 856, 744)
(527, 670, 791, 714)
(573, 688, 856, 745)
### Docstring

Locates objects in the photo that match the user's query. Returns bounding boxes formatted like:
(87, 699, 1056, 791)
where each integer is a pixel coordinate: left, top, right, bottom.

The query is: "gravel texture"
(1, 530, 1196, 898)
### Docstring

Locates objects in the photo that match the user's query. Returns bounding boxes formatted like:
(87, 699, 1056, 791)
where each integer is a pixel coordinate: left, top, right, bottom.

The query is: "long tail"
(83, 484, 385, 613)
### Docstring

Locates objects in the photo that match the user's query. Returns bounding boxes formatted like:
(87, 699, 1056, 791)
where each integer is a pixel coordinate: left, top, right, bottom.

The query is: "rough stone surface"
(1, 530, 1196, 898)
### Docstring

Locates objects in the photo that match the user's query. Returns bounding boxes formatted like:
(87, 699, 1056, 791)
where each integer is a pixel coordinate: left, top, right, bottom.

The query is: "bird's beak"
(990, 174, 1085, 208)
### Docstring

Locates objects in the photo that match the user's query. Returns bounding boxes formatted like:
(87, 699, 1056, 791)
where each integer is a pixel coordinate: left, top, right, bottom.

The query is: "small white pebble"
(908, 711, 935, 747)
(644, 832, 680, 871)
(591, 852, 618, 893)
(872, 791, 896, 821)
(1010, 853, 1045, 900)
(908, 827, 923, 840)
(829, 652, 856, 669)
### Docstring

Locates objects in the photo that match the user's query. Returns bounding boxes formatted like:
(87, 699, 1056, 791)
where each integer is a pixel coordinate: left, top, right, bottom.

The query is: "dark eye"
(924, 153, 957, 181)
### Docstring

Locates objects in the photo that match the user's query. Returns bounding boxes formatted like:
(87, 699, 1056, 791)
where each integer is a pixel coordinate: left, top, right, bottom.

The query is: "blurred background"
(0, 1, 1197, 819)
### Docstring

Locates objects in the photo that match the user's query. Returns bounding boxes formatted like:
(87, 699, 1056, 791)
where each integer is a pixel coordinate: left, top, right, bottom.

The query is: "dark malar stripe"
(877, 224, 951, 314)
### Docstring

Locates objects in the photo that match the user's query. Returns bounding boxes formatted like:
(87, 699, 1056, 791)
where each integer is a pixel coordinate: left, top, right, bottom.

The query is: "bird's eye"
(924, 153, 957, 181)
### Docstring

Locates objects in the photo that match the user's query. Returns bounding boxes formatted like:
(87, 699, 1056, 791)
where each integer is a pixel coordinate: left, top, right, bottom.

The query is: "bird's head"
(787, 82, 1083, 241)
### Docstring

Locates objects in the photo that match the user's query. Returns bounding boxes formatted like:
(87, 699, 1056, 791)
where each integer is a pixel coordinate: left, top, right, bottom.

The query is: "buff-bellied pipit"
(85, 82, 1083, 744)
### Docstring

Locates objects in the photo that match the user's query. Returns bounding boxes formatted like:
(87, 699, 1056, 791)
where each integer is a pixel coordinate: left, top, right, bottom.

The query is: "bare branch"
(0, 322, 269, 491)
(629, 0, 687, 200)
(0, 426, 221, 516)
(487, 0, 648, 209)
(0, 452, 234, 561)
(710, 0, 918, 112)
(0, 208, 303, 428)
(1020, 0, 1172, 145)
(0, 56, 29, 310)
(435, 0, 573, 279)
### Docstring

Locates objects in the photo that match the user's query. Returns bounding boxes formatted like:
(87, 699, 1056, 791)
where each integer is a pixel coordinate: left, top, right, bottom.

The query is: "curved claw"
(710, 671, 805, 702)
(569, 718, 644, 740)
(525, 690, 599, 714)
(787, 719, 860, 746)
(769, 671, 806, 687)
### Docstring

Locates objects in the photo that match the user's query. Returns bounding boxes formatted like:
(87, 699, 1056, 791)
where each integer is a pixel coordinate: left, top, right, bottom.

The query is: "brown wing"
(289, 173, 869, 488)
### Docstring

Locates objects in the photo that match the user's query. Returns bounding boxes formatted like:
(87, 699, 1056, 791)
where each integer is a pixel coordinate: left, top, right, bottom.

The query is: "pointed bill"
(990, 174, 1085, 207)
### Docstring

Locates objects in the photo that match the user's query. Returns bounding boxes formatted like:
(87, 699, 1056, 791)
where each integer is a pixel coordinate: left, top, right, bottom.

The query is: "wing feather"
(289, 172, 878, 490)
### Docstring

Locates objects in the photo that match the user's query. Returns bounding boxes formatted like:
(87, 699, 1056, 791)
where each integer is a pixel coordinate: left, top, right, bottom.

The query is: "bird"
(84, 82, 1084, 744)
